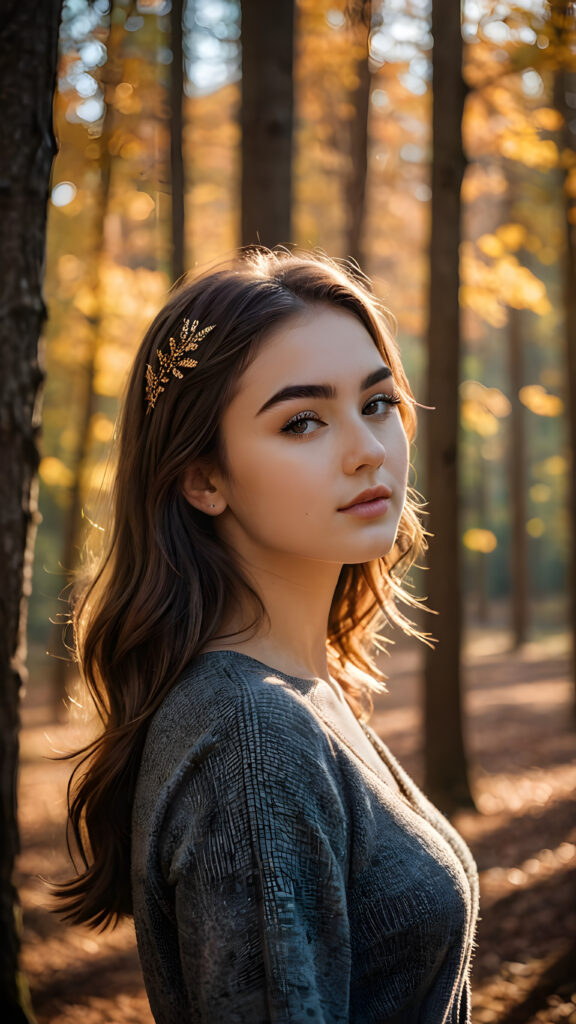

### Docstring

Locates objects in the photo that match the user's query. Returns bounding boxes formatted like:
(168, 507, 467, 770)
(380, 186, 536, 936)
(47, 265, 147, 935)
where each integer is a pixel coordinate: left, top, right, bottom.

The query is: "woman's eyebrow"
(256, 365, 392, 416)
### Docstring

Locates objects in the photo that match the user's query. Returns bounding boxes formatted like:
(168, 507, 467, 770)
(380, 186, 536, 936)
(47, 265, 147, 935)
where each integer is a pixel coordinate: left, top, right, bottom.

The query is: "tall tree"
(506, 159, 529, 649)
(551, 0, 576, 708)
(170, 0, 185, 280)
(344, 0, 372, 267)
(507, 306, 529, 648)
(240, 0, 294, 248)
(423, 0, 475, 812)
(0, 0, 63, 1018)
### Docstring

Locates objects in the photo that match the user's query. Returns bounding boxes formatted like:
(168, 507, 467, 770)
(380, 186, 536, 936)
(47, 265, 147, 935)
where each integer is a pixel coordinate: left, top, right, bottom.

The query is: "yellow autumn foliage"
(530, 484, 551, 503)
(485, 387, 511, 418)
(58, 253, 85, 283)
(48, 321, 93, 367)
(533, 107, 563, 131)
(537, 455, 567, 476)
(526, 518, 545, 538)
(460, 243, 552, 326)
(91, 413, 115, 443)
(477, 233, 504, 258)
(497, 259, 551, 313)
(495, 223, 526, 251)
(114, 82, 142, 116)
(519, 385, 564, 417)
(97, 262, 169, 320)
(460, 380, 511, 418)
(461, 164, 508, 203)
(93, 344, 134, 397)
(66, 262, 169, 398)
(459, 284, 506, 327)
(461, 401, 500, 436)
(73, 285, 99, 319)
(39, 456, 75, 489)
(500, 133, 558, 170)
(192, 182, 225, 205)
(126, 191, 155, 221)
(463, 529, 498, 553)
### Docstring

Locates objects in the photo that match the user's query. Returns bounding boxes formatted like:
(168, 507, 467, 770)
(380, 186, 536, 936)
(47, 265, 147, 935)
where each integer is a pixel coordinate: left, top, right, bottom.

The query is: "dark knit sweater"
(131, 650, 479, 1023)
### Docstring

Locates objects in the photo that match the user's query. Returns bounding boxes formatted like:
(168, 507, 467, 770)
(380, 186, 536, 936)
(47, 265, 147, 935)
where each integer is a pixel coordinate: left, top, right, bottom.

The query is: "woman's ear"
(180, 463, 227, 516)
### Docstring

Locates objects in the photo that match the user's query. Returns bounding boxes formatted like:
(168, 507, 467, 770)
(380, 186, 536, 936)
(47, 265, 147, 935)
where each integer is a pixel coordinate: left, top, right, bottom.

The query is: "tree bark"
(0, 0, 62, 1017)
(551, 0, 576, 712)
(423, 0, 475, 812)
(474, 455, 489, 624)
(345, 0, 372, 268)
(508, 304, 529, 648)
(170, 0, 185, 281)
(240, 0, 294, 249)
(505, 165, 529, 649)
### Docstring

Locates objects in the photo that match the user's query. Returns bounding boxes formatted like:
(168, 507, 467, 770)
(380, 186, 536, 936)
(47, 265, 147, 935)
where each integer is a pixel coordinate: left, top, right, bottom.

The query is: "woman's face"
(211, 305, 410, 569)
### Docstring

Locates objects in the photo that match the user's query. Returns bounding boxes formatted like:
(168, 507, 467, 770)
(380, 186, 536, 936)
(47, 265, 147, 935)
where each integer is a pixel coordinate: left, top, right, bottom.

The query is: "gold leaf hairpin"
(145, 317, 215, 413)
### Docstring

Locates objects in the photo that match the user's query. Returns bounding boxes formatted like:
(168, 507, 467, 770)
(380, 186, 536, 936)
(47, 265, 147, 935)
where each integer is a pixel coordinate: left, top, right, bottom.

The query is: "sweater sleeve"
(159, 683, 351, 1024)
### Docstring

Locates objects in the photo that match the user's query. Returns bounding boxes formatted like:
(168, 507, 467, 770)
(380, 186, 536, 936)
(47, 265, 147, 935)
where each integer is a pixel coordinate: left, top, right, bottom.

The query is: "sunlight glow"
(463, 529, 498, 553)
(522, 69, 544, 98)
(76, 96, 104, 122)
(326, 9, 345, 29)
(51, 182, 77, 207)
(78, 40, 107, 68)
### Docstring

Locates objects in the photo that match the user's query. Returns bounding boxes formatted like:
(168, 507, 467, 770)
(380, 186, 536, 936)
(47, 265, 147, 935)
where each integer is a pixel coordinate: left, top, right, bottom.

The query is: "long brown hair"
(54, 248, 431, 928)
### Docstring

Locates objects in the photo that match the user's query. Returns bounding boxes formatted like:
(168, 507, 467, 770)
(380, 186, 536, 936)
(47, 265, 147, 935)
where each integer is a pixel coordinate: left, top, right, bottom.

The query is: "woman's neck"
(205, 550, 342, 682)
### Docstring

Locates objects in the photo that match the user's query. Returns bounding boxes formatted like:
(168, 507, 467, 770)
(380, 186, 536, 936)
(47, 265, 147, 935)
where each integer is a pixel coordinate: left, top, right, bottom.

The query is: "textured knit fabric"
(131, 650, 479, 1023)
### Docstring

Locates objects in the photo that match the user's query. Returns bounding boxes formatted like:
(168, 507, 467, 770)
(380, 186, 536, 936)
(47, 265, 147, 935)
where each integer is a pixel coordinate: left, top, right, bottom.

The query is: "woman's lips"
(338, 497, 391, 518)
(338, 486, 392, 517)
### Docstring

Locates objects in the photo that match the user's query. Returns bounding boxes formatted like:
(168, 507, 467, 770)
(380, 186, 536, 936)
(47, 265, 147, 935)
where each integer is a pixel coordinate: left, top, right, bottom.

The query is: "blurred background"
(12, 0, 576, 1022)
(34, 0, 571, 655)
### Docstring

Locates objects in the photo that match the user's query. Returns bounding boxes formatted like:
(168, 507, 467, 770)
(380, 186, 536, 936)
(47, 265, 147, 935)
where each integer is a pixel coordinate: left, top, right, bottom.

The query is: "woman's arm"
(161, 686, 351, 1023)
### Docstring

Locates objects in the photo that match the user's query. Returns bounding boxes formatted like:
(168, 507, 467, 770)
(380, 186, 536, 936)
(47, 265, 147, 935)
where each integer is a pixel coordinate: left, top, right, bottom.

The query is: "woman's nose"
(341, 419, 385, 475)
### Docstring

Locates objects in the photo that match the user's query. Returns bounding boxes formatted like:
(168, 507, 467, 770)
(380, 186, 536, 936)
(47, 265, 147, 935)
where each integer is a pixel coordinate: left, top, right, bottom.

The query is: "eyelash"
(280, 392, 402, 437)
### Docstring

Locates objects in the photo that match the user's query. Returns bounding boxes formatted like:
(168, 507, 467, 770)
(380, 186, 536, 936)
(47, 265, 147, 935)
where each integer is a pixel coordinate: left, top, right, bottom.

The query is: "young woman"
(56, 249, 478, 1023)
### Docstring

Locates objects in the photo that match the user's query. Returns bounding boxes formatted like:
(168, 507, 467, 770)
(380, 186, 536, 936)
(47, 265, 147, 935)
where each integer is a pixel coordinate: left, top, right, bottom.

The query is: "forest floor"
(16, 626, 576, 1024)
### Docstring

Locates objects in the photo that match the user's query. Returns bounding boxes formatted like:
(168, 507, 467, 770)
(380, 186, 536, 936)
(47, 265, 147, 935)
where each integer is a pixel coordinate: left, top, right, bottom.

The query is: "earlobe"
(180, 464, 225, 515)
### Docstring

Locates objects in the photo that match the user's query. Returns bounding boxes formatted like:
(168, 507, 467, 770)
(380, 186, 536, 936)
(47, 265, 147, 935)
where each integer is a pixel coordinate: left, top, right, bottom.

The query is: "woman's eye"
(281, 413, 324, 437)
(364, 392, 401, 415)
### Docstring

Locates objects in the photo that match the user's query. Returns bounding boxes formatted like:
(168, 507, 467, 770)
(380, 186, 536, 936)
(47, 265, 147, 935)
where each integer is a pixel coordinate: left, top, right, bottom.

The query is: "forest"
(0, 0, 575, 1021)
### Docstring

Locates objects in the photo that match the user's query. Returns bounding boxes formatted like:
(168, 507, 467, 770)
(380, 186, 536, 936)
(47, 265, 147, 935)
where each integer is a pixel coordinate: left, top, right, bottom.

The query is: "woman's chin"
(342, 539, 397, 564)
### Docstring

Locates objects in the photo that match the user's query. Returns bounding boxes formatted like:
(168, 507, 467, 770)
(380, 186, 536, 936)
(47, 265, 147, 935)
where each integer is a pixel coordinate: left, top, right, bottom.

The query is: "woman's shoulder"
(133, 650, 348, 846)
(143, 649, 330, 769)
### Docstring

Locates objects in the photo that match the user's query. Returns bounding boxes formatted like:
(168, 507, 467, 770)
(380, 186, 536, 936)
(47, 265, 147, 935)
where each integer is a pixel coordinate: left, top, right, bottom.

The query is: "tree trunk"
(345, 0, 372, 268)
(475, 455, 489, 624)
(504, 170, 529, 649)
(170, 0, 185, 281)
(508, 305, 529, 648)
(552, 1, 576, 712)
(423, 0, 475, 812)
(0, 0, 62, 1017)
(240, 0, 294, 249)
